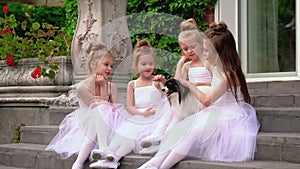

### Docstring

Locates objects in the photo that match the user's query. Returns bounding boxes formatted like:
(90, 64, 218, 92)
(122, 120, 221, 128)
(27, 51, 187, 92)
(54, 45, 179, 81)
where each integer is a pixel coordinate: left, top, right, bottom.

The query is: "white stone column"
(71, 0, 132, 103)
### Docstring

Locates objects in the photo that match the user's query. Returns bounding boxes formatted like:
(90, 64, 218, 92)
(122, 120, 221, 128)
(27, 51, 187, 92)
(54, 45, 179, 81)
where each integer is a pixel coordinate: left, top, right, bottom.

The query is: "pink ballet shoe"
(139, 145, 159, 155)
(91, 148, 115, 162)
(89, 160, 119, 169)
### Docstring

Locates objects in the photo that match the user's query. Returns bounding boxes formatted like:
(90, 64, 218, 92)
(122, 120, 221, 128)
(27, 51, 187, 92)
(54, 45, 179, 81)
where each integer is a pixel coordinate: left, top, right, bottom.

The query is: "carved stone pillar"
(71, 0, 132, 103)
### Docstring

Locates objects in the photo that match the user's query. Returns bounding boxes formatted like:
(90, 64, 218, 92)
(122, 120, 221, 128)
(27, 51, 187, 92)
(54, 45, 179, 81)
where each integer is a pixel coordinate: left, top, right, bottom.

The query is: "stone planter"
(0, 56, 73, 86)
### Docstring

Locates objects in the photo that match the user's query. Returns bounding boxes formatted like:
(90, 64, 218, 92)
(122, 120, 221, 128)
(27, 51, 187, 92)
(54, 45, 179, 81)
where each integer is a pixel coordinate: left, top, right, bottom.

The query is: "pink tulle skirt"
(46, 102, 127, 159)
(159, 100, 260, 162)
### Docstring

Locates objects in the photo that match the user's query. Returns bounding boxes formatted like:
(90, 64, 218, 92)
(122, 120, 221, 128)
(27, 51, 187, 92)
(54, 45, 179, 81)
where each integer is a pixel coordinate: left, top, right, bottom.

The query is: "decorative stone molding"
(0, 56, 73, 86)
(0, 83, 78, 107)
(72, 0, 132, 83)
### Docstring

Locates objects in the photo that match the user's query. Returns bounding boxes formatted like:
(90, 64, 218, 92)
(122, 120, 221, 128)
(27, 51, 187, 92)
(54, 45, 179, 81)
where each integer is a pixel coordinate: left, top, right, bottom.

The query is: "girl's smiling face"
(96, 53, 114, 79)
(137, 54, 155, 78)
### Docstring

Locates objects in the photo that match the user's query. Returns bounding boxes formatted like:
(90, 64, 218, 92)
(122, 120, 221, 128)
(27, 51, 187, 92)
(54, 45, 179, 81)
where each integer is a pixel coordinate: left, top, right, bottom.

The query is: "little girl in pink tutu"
(138, 22, 260, 169)
(89, 39, 172, 169)
(46, 42, 125, 169)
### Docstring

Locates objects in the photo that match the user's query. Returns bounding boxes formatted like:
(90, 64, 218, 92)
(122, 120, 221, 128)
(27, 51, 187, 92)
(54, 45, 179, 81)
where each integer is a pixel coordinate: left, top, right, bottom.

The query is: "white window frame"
(215, 0, 300, 82)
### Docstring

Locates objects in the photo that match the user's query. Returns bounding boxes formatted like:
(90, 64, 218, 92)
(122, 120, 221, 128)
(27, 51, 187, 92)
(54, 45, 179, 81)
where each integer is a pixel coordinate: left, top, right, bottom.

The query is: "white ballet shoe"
(140, 134, 163, 148)
(139, 145, 159, 155)
(137, 164, 158, 169)
(91, 148, 115, 162)
(89, 160, 119, 169)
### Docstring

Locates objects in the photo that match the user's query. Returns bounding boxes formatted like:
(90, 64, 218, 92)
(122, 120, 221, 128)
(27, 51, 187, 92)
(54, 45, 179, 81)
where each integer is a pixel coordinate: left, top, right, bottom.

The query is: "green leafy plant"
(11, 123, 25, 143)
(0, 3, 72, 80)
(127, 0, 217, 77)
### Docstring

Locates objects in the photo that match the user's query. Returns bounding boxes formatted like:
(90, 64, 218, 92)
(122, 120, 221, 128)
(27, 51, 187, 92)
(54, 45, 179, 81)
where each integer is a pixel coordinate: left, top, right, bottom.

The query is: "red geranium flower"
(5, 28, 12, 34)
(1, 29, 6, 36)
(31, 67, 42, 79)
(3, 6, 9, 13)
(1, 28, 13, 36)
(5, 56, 17, 66)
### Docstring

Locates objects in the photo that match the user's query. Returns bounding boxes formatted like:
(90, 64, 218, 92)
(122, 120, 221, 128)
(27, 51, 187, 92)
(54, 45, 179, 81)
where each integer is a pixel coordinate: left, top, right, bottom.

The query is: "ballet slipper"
(91, 148, 115, 162)
(140, 134, 163, 148)
(89, 160, 119, 169)
(139, 145, 160, 155)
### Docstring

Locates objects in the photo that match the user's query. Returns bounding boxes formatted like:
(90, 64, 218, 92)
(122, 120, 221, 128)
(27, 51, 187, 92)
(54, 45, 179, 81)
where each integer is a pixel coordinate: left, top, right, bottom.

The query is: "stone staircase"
(1, 80, 300, 169)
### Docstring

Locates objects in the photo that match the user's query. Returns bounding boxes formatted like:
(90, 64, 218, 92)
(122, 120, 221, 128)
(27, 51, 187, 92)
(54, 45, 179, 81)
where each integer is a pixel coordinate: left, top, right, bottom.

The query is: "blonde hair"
(132, 39, 156, 69)
(178, 18, 202, 44)
(86, 42, 113, 74)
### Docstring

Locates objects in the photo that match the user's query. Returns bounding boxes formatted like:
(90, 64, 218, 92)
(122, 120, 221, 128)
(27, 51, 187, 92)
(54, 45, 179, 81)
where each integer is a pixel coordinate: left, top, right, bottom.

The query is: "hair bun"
(86, 42, 107, 54)
(135, 39, 152, 49)
(180, 18, 198, 31)
(209, 22, 227, 34)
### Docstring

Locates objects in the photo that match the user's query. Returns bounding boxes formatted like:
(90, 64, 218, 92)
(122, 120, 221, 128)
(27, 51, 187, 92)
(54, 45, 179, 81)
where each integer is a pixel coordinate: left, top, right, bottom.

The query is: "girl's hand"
(153, 75, 166, 85)
(180, 55, 189, 62)
(95, 74, 106, 85)
(143, 107, 156, 117)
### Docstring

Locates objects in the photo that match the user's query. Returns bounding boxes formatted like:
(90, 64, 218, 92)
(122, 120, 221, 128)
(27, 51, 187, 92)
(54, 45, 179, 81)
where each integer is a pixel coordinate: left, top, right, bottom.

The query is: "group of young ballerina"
(45, 19, 260, 169)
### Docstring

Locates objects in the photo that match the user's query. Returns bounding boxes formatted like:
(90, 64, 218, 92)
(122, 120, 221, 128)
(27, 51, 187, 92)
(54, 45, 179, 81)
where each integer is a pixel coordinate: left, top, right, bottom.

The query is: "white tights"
(107, 122, 142, 162)
(73, 105, 112, 166)
(142, 126, 200, 169)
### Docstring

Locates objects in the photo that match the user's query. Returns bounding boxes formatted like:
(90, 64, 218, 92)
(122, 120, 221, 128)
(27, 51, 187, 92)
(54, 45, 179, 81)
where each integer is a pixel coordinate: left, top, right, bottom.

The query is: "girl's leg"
(94, 109, 110, 148)
(140, 111, 176, 149)
(112, 138, 135, 161)
(138, 150, 169, 168)
(72, 136, 95, 168)
(159, 126, 200, 169)
(72, 122, 97, 168)
(107, 122, 144, 161)
(108, 130, 137, 161)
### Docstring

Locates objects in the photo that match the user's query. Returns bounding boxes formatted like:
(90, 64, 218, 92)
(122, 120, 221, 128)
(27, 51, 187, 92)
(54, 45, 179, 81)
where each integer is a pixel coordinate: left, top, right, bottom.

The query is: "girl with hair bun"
(89, 39, 172, 169)
(137, 18, 213, 156)
(176, 18, 212, 95)
(46, 42, 124, 169)
(138, 22, 260, 169)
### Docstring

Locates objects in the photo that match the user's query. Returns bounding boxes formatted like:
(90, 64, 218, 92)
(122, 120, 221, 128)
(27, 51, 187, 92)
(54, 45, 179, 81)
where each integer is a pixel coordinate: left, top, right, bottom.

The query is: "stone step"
(0, 166, 27, 169)
(0, 143, 300, 169)
(20, 125, 58, 145)
(256, 107, 300, 132)
(255, 132, 300, 163)
(20, 106, 300, 145)
(251, 94, 300, 108)
(247, 80, 300, 96)
(48, 107, 75, 125)
(19, 127, 300, 164)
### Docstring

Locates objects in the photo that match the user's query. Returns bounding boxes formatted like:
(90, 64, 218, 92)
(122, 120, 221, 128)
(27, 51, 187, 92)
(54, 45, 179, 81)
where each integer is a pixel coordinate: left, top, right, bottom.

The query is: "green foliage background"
(0, 0, 217, 78)
(126, 0, 217, 77)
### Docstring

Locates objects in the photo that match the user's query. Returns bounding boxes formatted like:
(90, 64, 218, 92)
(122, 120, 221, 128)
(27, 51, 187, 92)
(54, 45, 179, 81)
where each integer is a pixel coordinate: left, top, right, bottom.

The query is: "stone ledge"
(256, 107, 300, 132)
(1, 143, 300, 169)
(0, 165, 27, 169)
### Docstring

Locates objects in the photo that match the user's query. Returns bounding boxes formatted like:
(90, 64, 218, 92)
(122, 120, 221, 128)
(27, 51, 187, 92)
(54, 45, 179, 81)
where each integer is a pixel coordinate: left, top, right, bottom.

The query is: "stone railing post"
(71, 0, 132, 103)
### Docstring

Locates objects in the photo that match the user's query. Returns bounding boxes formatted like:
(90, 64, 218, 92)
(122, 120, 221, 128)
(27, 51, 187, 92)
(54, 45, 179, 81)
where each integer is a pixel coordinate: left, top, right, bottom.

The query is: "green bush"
(127, 0, 217, 77)
(0, 2, 72, 79)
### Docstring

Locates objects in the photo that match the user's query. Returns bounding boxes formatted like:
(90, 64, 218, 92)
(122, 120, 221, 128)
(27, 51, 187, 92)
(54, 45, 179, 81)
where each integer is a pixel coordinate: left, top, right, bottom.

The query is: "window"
(241, 0, 295, 74)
